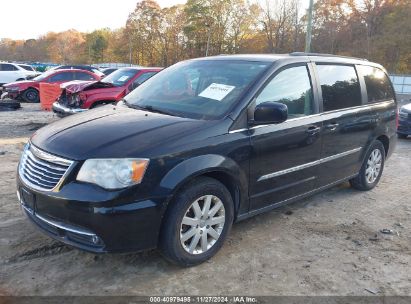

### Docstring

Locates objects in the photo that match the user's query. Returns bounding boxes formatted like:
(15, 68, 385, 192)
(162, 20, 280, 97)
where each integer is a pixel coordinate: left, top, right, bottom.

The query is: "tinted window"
(357, 65, 394, 102)
(19, 65, 35, 71)
(317, 64, 361, 111)
(256, 65, 314, 118)
(1, 64, 18, 71)
(75, 72, 95, 81)
(49, 72, 73, 82)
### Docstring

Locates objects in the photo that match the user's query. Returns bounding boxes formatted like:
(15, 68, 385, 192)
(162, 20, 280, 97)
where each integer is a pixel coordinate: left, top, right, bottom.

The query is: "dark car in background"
(17, 54, 396, 266)
(2, 69, 100, 102)
(397, 103, 411, 138)
(52, 67, 161, 116)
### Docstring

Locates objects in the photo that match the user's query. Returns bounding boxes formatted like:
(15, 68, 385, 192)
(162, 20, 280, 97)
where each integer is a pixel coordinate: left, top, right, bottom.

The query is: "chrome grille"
(19, 143, 73, 191)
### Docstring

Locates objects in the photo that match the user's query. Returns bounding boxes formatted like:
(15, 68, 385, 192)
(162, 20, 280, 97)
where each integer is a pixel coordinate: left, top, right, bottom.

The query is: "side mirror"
(253, 101, 288, 125)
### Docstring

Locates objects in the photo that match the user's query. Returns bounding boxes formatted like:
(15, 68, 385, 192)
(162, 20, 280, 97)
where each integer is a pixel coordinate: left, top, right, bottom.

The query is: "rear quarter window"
(357, 65, 394, 103)
(316, 64, 362, 112)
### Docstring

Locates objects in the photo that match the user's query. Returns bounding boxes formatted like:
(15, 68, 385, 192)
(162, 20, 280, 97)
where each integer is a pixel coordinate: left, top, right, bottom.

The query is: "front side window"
(255, 65, 314, 118)
(357, 65, 394, 103)
(316, 64, 361, 112)
(49, 72, 74, 82)
(1, 64, 18, 71)
(124, 60, 271, 120)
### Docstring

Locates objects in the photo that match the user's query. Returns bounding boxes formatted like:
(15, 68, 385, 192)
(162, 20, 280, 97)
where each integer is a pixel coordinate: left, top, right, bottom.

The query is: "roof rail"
(290, 52, 368, 61)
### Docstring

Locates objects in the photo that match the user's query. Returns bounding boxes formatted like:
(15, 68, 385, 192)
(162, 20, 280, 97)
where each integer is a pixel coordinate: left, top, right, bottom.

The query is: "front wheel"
(350, 140, 385, 191)
(22, 88, 39, 103)
(159, 177, 234, 266)
(397, 133, 408, 139)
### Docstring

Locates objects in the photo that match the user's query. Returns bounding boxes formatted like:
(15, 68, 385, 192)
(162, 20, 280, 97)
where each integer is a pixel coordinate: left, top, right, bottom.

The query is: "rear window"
(316, 64, 362, 112)
(357, 65, 394, 103)
(19, 65, 35, 71)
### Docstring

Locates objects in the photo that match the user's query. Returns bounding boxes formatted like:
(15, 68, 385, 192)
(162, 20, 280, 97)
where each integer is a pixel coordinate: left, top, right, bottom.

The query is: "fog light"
(91, 235, 100, 244)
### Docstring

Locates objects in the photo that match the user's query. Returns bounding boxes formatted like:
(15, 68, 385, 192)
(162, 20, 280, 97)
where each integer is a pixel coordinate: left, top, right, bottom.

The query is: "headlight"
(77, 158, 149, 189)
(6, 86, 19, 92)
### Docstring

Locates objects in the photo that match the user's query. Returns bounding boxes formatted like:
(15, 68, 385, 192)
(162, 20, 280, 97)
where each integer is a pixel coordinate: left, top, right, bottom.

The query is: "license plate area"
(20, 187, 36, 213)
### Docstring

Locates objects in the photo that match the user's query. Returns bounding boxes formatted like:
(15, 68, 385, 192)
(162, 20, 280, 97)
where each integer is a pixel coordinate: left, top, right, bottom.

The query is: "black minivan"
(17, 53, 397, 266)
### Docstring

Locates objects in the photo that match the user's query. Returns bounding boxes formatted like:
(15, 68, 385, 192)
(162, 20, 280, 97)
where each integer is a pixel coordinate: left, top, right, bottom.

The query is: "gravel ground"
(0, 103, 410, 296)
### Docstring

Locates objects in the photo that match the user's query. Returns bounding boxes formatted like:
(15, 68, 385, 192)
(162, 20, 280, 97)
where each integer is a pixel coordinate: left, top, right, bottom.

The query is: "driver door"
(249, 63, 323, 211)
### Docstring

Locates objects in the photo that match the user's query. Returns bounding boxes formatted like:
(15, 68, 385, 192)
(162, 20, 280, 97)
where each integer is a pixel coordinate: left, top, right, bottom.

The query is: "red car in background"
(52, 67, 162, 116)
(1, 69, 100, 103)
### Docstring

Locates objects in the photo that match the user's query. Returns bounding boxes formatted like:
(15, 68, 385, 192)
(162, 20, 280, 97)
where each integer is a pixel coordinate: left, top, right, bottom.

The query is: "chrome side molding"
(258, 147, 362, 181)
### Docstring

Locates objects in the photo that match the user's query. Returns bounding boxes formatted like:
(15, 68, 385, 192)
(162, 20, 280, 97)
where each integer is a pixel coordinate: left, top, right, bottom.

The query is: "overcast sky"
(1, 0, 310, 40)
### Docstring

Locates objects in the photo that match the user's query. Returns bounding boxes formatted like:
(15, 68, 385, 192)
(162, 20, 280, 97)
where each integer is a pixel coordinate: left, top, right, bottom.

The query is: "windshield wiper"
(139, 105, 177, 116)
(123, 101, 177, 117)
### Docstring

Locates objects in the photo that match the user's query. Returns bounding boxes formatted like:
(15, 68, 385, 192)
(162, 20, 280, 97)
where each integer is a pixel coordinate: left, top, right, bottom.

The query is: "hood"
(62, 80, 115, 94)
(4, 80, 36, 88)
(31, 104, 211, 160)
(401, 103, 411, 113)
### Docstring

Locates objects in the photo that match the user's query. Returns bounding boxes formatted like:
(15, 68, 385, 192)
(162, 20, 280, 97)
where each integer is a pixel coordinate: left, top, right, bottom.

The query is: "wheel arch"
(376, 134, 389, 156)
(158, 154, 248, 223)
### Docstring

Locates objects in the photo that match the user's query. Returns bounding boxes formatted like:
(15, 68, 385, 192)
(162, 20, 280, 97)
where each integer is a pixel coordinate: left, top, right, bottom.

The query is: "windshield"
(101, 68, 139, 86)
(124, 60, 270, 119)
(33, 70, 55, 81)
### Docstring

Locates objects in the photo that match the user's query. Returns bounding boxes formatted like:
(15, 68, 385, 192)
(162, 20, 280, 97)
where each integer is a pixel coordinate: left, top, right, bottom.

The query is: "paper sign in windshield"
(199, 83, 235, 101)
(118, 75, 130, 82)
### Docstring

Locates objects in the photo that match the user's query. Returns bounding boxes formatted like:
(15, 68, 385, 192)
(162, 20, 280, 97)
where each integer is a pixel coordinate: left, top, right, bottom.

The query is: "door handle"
(306, 125, 321, 135)
(325, 122, 339, 131)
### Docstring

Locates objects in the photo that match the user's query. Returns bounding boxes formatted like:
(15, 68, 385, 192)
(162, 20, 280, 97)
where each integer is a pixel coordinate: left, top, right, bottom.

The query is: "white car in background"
(17, 64, 41, 79)
(0, 62, 37, 85)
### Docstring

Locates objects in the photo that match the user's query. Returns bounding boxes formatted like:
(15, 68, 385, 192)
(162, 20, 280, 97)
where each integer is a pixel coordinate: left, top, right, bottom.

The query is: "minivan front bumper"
(17, 175, 168, 253)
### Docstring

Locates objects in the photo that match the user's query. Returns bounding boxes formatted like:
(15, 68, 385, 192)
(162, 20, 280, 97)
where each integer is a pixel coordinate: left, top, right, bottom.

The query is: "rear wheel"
(22, 88, 39, 103)
(397, 133, 408, 139)
(350, 140, 385, 191)
(159, 177, 234, 266)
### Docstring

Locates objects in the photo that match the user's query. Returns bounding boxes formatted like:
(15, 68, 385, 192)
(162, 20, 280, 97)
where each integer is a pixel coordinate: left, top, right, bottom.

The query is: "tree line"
(0, 0, 410, 73)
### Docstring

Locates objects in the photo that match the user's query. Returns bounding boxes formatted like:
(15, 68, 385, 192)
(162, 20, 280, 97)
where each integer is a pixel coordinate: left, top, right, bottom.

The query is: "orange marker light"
(131, 160, 149, 183)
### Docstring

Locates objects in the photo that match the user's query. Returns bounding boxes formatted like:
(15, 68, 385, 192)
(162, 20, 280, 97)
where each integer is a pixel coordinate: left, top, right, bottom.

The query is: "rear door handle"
(325, 122, 339, 131)
(306, 125, 321, 135)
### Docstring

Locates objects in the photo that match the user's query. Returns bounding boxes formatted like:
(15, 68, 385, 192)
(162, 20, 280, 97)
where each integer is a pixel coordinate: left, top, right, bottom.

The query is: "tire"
(159, 177, 234, 266)
(397, 133, 407, 139)
(350, 140, 385, 191)
(22, 88, 39, 103)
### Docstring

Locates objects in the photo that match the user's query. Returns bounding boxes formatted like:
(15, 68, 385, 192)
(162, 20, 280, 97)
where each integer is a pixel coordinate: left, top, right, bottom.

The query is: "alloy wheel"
(365, 148, 382, 184)
(180, 195, 225, 255)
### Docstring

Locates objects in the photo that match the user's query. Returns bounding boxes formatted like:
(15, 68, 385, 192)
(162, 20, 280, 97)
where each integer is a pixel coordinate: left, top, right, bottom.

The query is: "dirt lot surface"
(0, 103, 410, 296)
